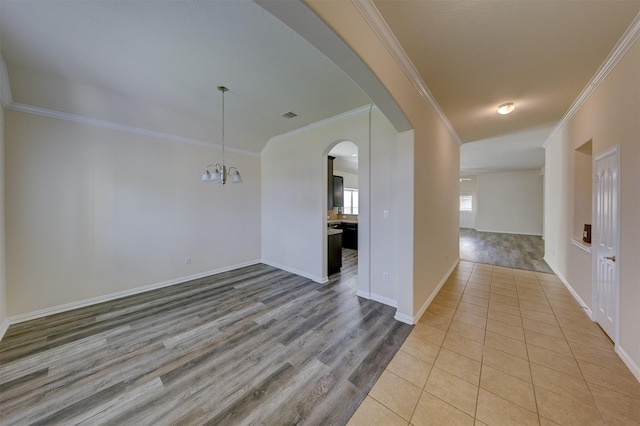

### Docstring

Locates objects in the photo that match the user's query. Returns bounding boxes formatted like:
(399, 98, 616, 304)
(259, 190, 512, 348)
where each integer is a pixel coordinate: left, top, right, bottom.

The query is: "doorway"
(593, 146, 620, 342)
(327, 141, 359, 280)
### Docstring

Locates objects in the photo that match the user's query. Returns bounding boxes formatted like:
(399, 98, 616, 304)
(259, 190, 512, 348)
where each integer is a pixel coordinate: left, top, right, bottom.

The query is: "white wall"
(334, 169, 358, 189)
(5, 110, 262, 317)
(477, 170, 543, 235)
(262, 107, 399, 305)
(0, 105, 7, 336)
(545, 38, 640, 378)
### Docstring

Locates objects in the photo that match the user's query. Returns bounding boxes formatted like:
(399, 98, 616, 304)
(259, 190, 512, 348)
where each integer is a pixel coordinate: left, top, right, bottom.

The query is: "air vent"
(281, 112, 298, 119)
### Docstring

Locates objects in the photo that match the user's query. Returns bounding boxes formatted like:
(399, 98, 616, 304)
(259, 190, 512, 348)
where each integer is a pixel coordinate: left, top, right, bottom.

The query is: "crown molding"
(543, 11, 640, 148)
(0, 54, 13, 108)
(352, 0, 462, 146)
(6, 101, 260, 157)
(262, 103, 378, 154)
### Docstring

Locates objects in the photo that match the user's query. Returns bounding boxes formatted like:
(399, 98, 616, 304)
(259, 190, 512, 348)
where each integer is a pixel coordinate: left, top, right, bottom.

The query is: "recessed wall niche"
(573, 139, 593, 244)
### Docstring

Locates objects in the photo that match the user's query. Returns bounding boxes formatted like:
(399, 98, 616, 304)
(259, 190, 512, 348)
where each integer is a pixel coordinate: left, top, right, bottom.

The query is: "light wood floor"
(0, 248, 412, 425)
(460, 228, 553, 273)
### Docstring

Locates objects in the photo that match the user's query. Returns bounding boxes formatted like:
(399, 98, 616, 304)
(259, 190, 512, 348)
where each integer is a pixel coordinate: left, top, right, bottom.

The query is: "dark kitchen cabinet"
(333, 175, 344, 208)
(328, 156, 335, 209)
(342, 222, 358, 250)
(328, 232, 342, 275)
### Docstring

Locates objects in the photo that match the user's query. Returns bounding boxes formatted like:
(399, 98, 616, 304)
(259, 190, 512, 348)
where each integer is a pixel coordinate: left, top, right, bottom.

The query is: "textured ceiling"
(373, 0, 640, 172)
(1, 0, 638, 173)
(0, 0, 370, 154)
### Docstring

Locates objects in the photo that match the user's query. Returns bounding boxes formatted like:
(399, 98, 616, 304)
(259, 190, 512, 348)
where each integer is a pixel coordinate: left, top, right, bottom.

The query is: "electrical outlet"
(383, 210, 389, 219)
(383, 272, 389, 282)
(185, 256, 191, 264)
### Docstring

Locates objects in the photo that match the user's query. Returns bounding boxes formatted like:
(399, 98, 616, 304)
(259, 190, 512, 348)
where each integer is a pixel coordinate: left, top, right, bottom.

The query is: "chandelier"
(201, 86, 242, 185)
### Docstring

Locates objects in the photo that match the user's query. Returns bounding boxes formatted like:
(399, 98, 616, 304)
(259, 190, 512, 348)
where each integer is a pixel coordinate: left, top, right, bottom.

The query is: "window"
(460, 195, 473, 211)
(344, 188, 358, 215)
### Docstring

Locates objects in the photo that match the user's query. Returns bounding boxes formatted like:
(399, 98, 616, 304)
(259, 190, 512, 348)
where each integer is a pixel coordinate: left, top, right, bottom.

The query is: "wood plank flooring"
(0, 248, 412, 425)
(460, 228, 553, 273)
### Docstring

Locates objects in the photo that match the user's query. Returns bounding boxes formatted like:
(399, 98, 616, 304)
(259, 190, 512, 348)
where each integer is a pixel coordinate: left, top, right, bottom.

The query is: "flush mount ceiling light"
(201, 86, 242, 185)
(497, 102, 515, 115)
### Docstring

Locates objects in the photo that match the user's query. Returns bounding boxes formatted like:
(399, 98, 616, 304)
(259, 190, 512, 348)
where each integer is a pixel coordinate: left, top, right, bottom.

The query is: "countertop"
(327, 229, 343, 236)
(328, 219, 358, 225)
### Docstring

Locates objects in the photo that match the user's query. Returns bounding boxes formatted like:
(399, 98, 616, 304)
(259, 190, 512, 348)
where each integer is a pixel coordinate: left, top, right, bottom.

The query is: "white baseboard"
(5, 260, 262, 327)
(394, 312, 414, 325)
(356, 289, 371, 299)
(260, 259, 327, 284)
(544, 258, 593, 317)
(413, 258, 460, 323)
(0, 318, 9, 342)
(616, 346, 640, 383)
(371, 293, 397, 309)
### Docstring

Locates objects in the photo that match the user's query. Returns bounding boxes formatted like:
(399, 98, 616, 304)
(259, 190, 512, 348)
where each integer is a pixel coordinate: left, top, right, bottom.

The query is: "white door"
(593, 147, 619, 341)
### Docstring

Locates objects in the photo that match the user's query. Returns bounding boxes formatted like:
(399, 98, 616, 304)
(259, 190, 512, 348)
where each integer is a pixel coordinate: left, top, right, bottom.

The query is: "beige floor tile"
(418, 311, 453, 332)
(488, 301, 521, 317)
(476, 389, 539, 426)
(467, 280, 491, 290)
(578, 359, 640, 399)
(568, 341, 631, 375)
(539, 416, 561, 425)
(561, 327, 613, 352)
(369, 370, 422, 421)
(438, 288, 463, 300)
(424, 367, 478, 416)
(517, 292, 548, 305)
(461, 294, 490, 308)
(534, 386, 605, 425)
(427, 302, 457, 318)
(433, 295, 461, 309)
(442, 332, 484, 362)
(589, 382, 640, 425)
(526, 344, 582, 379)
(387, 350, 433, 389)
(524, 329, 572, 356)
(489, 286, 517, 298)
(521, 317, 564, 339)
(518, 299, 554, 315)
(530, 363, 593, 404)
(480, 365, 537, 413)
(453, 310, 487, 330)
(464, 288, 490, 300)
(412, 323, 447, 346)
(486, 318, 525, 342)
(482, 346, 532, 383)
(434, 348, 481, 385)
(400, 334, 440, 364)
(490, 281, 517, 291)
(475, 420, 489, 426)
(448, 320, 486, 344)
(487, 309, 522, 327)
(484, 331, 528, 360)
(520, 308, 558, 326)
(553, 307, 593, 323)
(489, 293, 519, 307)
(410, 392, 474, 426)
(347, 396, 408, 426)
(457, 302, 489, 317)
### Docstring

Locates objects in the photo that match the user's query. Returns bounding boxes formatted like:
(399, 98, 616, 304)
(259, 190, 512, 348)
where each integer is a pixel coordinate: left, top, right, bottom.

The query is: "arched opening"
(326, 141, 359, 281)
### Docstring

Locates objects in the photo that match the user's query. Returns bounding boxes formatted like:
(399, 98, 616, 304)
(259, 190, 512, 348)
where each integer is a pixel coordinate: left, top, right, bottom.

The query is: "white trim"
(0, 318, 9, 342)
(370, 293, 397, 309)
(5, 260, 261, 326)
(475, 228, 543, 237)
(396, 258, 460, 325)
(6, 102, 260, 157)
(0, 54, 12, 107)
(260, 259, 328, 284)
(393, 312, 414, 325)
(262, 104, 377, 154)
(570, 237, 592, 254)
(543, 12, 640, 149)
(356, 289, 371, 299)
(352, 0, 462, 146)
(616, 346, 640, 383)
(544, 258, 593, 318)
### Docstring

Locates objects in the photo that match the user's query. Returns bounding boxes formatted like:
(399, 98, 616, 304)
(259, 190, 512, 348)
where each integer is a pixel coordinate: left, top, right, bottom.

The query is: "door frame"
(591, 145, 620, 344)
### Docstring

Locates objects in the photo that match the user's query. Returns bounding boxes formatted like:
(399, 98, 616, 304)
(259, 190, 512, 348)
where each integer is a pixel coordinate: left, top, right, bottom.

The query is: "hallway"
(348, 261, 640, 425)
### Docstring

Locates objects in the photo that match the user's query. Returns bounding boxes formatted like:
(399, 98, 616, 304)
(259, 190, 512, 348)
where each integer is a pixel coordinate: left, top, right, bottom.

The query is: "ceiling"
(1, 0, 639, 172)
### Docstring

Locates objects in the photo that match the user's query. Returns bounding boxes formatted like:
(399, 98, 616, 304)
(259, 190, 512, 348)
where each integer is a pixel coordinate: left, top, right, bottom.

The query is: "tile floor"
(347, 261, 640, 426)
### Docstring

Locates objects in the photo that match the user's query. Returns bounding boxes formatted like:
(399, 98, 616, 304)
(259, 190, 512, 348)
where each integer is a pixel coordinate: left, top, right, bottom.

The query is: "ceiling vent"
(281, 112, 298, 119)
